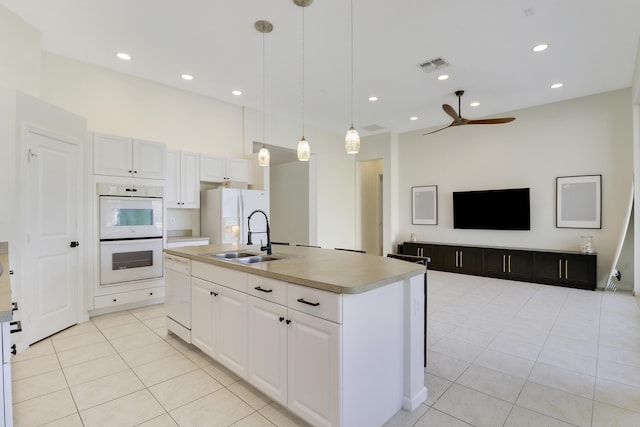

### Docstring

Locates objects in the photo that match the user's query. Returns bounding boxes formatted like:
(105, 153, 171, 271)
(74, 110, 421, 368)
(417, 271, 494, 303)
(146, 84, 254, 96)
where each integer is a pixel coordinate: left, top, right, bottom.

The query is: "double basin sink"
(200, 250, 293, 264)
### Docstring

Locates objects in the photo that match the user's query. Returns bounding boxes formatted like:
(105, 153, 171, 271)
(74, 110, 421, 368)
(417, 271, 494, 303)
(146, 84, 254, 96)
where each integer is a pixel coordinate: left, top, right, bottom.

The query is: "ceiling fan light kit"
(424, 90, 516, 136)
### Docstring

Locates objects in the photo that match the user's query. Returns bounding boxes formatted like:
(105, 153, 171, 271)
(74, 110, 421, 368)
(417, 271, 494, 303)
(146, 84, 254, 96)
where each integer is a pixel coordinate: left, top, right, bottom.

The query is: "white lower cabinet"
(190, 276, 247, 378)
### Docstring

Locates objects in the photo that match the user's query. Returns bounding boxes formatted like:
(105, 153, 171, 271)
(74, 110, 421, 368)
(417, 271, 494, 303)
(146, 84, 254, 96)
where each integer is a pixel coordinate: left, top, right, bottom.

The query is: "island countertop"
(164, 244, 425, 294)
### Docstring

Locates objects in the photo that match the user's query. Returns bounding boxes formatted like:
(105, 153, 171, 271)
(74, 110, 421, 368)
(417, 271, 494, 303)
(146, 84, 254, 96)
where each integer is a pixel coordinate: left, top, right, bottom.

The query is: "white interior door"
(24, 128, 80, 344)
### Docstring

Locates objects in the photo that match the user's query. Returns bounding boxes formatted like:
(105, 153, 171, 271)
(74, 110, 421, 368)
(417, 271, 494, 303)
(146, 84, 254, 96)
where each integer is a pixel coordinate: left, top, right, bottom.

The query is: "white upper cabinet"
(93, 133, 166, 180)
(166, 150, 200, 208)
(200, 154, 249, 183)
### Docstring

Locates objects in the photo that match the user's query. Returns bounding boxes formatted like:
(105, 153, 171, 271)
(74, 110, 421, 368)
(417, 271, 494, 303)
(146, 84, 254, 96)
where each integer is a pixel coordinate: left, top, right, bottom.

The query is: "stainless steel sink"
(200, 251, 294, 264)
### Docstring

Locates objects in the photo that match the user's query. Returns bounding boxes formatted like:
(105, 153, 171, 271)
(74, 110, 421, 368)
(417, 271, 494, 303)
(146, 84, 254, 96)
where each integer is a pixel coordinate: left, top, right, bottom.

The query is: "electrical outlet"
(170, 216, 176, 225)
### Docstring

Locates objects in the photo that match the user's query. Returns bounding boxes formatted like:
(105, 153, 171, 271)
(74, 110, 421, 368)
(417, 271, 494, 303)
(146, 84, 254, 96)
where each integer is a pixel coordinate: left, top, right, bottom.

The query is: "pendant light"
(256, 20, 272, 167)
(295, 0, 312, 161)
(344, 0, 360, 154)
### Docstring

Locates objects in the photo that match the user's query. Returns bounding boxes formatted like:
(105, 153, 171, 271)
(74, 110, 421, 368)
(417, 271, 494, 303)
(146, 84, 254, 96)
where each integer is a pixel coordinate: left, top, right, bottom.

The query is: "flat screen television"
(453, 188, 530, 230)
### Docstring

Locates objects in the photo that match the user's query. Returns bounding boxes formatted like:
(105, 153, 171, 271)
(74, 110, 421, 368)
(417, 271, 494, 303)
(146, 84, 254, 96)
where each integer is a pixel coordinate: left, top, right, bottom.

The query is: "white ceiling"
(2, 0, 640, 136)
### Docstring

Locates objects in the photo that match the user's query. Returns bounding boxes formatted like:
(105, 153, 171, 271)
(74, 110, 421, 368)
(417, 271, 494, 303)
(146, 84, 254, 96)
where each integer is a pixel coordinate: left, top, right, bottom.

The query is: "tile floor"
(10, 270, 640, 426)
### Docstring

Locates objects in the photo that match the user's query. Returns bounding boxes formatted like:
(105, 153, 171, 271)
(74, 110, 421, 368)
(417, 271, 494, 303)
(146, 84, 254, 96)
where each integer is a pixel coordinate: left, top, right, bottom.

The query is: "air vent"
(361, 124, 386, 132)
(418, 57, 449, 73)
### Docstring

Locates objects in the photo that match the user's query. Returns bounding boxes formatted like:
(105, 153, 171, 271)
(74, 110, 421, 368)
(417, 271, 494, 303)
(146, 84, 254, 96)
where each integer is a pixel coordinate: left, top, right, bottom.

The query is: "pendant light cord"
(350, 0, 354, 126)
(262, 28, 266, 145)
(301, 6, 305, 137)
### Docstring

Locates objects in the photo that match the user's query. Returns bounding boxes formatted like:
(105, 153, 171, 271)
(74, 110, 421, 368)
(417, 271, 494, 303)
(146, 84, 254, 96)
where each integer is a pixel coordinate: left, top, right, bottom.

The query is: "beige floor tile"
(170, 388, 254, 426)
(11, 338, 54, 362)
(598, 344, 640, 368)
(592, 401, 640, 427)
(56, 340, 116, 368)
(424, 372, 452, 406)
(181, 345, 216, 367)
(516, 381, 593, 427)
(12, 388, 77, 426)
(503, 405, 578, 427)
(433, 383, 512, 427)
(473, 348, 534, 379)
(595, 377, 640, 413)
(597, 359, 640, 388)
(536, 347, 597, 376)
(109, 329, 164, 353)
(228, 380, 273, 410)
(11, 353, 60, 381)
(51, 320, 99, 339)
(544, 333, 598, 358)
(202, 360, 241, 386)
(12, 369, 68, 403)
(70, 369, 144, 410)
(425, 351, 470, 382)
(40, 413, 84, 427)
(51, 330, 107, 352)
(153, 326, 169, 339)
(488, 335, 542, 361)
(133, 352, 198, 387)
(430, 337, 485, 363)
(259, 402, 314, 427)
(231, 411, 277, 427)
(79, 389, 165, 426)
(130, 303, 166, 320)
(447, 326, 496, 347)
(528, 362, 596, 399)
(63, 353, 128, 386)
(456, 364, 525, 403)
(137, 413, 179, 427)
(149, 369, 223, 411)
(143, 315, 167, 329)
(91, 310, 140, 330)
(99, 319, 151, 340)
(413, 408, 474, 427)
(119, 340, 179, 367)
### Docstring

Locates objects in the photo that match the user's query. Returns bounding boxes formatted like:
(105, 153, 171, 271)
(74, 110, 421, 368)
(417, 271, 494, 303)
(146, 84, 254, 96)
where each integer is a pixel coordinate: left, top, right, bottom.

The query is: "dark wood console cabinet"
(401, 242, 596, 290)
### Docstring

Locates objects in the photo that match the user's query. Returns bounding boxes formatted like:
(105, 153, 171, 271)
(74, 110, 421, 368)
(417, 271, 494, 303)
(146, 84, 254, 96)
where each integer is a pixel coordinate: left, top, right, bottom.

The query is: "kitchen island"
(164, 244, 427, 427)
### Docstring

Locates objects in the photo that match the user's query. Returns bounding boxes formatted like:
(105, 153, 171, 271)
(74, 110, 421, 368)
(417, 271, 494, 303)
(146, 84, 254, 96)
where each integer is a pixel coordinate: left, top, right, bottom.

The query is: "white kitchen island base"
(164, 245, 427, 427)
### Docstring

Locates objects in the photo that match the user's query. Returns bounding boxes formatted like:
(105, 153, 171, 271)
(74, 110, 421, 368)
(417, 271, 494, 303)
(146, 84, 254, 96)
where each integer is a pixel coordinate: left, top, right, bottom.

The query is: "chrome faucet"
(247, 209, 272, 255)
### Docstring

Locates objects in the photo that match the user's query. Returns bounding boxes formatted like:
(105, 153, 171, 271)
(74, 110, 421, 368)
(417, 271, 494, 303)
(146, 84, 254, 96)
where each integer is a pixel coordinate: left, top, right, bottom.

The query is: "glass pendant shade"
(297, 137, 310, 161)
(258, 145, 270, 166)
(344, 125, 360, 154)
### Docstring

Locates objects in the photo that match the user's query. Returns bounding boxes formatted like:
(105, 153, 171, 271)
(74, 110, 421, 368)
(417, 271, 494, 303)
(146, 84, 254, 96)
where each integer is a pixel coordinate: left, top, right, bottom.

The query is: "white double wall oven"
(98, 183, 164, 286)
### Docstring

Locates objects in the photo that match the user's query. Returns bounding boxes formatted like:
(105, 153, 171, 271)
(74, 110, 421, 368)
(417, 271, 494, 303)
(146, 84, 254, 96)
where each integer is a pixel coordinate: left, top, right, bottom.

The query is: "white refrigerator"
(200, 188, 270, 245)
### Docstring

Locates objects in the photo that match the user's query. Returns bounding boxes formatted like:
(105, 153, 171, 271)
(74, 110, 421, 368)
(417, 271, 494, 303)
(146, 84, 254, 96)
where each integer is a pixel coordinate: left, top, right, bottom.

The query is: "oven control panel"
(97, 183, 164, 198)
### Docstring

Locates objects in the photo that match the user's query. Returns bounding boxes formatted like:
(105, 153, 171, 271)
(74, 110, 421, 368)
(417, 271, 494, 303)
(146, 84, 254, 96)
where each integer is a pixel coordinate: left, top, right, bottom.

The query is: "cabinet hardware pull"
(508, 255, 511, 273)
(460, 251, 463, 268)
(503, 255, 506, 273)
(455, 251, 458, 267)
(565, 260, 568, 279)
(11, 344, 16, 355)
(254, 286, 273, 293)
(279, 317, 285, 322)
(10, 320, 22, 334)
(113, 298, 117, 302)
(210, 291, 218, 296)
(11, 301, 18, 312)
(286, 319, 291, 324)
(69, 241, 79, 248)
(558, 260, 562, 278)
(149, 292, 153, 296)
(297, 298, 320, 307)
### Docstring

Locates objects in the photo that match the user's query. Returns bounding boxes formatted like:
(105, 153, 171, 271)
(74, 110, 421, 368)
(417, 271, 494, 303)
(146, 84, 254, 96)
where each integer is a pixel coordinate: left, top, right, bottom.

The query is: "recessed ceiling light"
(368, 96, 378, 102)
(232, 90, 242, 96)
(470, 101, 480, 107)
(532, 44, 548, 52)
(551, 82, 563, 89)
(409, 116, 418, 121)
(116, 52, 131, 61)
(181, 74, 194, 81)
(437, 74, 449, 81)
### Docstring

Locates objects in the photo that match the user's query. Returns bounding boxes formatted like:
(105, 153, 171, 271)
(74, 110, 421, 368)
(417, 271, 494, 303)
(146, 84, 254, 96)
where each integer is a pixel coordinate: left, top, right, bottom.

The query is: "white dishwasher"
(164, 254, 192, 343)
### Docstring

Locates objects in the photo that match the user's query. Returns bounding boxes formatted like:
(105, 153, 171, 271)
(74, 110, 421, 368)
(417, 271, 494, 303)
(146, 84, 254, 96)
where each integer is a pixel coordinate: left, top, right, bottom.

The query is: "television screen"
(453, 188, 530, 230)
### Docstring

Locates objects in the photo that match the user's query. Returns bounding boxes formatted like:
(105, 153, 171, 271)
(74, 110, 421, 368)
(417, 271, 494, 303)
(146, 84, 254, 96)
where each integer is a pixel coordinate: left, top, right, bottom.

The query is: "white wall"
(270, 161, 309, 244)
(398, 89, 634, 288)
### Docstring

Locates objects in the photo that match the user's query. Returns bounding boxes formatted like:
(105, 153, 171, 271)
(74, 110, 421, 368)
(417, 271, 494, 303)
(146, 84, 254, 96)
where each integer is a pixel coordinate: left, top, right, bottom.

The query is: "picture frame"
(412, 185, 438, 225)
(556, 175, 601, 229)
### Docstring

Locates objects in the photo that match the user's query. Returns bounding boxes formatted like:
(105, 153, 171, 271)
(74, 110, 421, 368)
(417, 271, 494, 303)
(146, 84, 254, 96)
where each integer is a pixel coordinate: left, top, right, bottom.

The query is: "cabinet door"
(533, 252, 564, 286)
(180, 151, 200, 208)
(287, 309, 340, 427)
(165, 150, 181, 207)
(483, 248, 508, 278)
(226, 158, 249, 182)
(247, 296, 288, 405)
(506, 250, 534, 282)
(200, 154, 226, 182)
(93, 133, 133, 177)
(191, 277, 216, 357)
(563, 254, 596, 290)
(215, 286, 248, 378)
(402, 242, 419, 256)
(132, 139, 166, 179)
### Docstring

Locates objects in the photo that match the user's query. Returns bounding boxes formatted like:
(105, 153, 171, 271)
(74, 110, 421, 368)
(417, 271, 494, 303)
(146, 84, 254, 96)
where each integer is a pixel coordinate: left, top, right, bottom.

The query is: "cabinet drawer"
(164, 254, 191, 274)
(247, 274, 287, 306)
(192, 261, 247, 292)
(94, 286, 164, 309)
(287, 284, 342, 324)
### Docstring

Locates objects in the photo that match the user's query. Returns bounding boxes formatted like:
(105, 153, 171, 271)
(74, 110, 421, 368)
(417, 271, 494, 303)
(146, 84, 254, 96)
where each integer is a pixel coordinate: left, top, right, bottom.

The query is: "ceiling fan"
(423, 90, 515, 135)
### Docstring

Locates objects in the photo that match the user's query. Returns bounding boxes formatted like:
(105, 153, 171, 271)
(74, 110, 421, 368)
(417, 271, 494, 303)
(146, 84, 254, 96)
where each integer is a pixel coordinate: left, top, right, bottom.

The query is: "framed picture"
(412, 186, 438, 225)
(556, 175, 602, 229)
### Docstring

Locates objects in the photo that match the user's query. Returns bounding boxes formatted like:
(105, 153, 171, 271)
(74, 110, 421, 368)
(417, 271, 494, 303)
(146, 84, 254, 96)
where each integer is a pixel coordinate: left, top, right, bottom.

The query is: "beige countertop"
(0, 242, 14, 322)
(164, 243, 425, 295)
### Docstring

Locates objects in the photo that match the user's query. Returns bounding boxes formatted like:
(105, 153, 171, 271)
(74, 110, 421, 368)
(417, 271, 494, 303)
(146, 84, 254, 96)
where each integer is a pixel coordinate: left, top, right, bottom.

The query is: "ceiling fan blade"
(466, 117, 515, 125)
(423, 122, 454, 135)
(442, 104, 459, 120)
